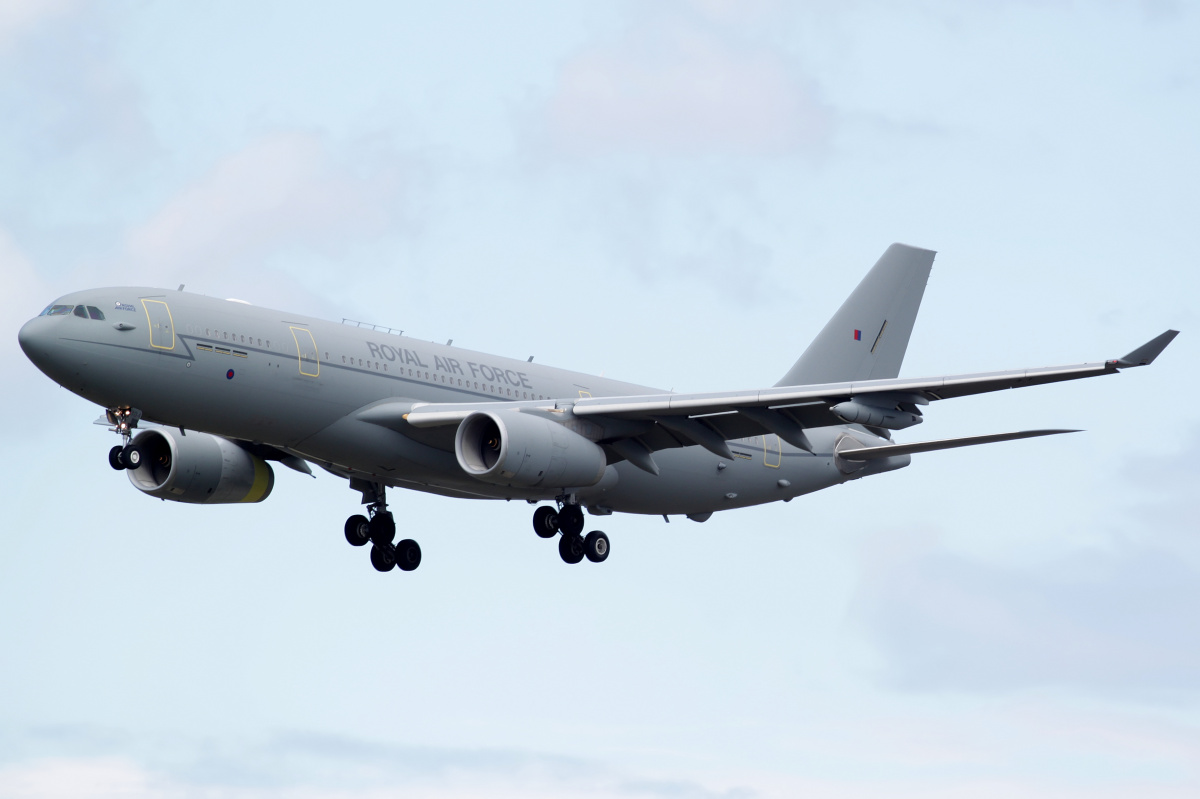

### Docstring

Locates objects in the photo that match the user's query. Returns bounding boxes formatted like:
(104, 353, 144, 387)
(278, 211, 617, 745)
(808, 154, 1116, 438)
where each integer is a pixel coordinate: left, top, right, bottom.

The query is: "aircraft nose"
(18, 316, 54, 369)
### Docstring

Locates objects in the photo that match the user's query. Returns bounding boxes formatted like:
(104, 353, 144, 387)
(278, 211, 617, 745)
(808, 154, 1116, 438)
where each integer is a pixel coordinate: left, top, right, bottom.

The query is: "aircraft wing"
(573, 330, 1179, 418)
(388, 330, 1177, 462)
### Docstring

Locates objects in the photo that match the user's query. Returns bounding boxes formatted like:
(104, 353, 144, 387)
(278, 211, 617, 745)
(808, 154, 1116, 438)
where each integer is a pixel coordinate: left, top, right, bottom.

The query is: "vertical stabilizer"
(776, 243, 935, 387)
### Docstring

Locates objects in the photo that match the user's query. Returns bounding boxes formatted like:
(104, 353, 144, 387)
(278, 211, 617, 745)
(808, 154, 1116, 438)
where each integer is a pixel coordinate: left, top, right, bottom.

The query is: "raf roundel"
(226, 369, 234, 380)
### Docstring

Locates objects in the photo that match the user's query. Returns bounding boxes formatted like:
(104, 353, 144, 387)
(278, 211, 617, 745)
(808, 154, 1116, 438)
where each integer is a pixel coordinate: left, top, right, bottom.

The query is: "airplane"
(17, 244, 1178, 573)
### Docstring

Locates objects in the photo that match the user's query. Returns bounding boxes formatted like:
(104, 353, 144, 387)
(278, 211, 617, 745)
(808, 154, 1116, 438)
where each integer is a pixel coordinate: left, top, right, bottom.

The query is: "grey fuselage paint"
(19, 288, 909, 516)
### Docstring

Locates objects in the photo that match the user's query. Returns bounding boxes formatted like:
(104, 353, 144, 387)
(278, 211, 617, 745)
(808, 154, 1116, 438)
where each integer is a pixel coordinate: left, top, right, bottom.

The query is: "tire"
(370, 543, 395, 572)
(344, 514, 370, 547)
(532, 506, 558, 539)
(557, 504, 585, 537)
(395, 539, 422, 571)
(558, 533, 584, 565)
(369, 512, 396, 546)
(121, 444, 143, 469)
(109, 445, 126, 471)
(584, 531, 610, 563)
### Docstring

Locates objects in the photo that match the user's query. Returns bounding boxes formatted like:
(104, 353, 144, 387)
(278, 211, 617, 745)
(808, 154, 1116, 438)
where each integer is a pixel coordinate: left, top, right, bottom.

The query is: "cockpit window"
(73, 305, 88, 318)
(86, 306, 105, 320)
(42, 304, 74, 317)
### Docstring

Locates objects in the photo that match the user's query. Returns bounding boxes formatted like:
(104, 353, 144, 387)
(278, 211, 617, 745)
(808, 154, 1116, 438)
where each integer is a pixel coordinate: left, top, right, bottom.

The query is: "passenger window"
(86, 306, 105, 320)
(73, 305, 87, 318)
(383, 364, 387, 372)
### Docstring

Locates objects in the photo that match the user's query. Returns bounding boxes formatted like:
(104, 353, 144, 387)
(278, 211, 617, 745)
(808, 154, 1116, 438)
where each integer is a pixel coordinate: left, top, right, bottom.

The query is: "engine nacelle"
(831, 399, 923, 430)
(126, 428, 274, 504)
(455, 410, 607, 489)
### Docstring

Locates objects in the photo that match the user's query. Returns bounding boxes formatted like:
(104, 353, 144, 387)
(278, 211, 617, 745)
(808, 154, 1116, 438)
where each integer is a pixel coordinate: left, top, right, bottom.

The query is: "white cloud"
(546, 19, 828, 155)
(0, 0, 78, 52)
(125, 132, 406, 282)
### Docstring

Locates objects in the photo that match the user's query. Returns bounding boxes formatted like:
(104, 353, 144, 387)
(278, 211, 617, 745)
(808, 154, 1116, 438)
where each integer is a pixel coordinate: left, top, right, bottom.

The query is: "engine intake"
(126, 428, 274, 504)
(455, 410, 606, 489)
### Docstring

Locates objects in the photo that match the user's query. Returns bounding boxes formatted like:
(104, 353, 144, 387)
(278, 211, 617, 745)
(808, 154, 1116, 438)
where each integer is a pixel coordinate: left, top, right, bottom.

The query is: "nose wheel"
(534, 502, 611, 565)
(105, 407, 143, 471)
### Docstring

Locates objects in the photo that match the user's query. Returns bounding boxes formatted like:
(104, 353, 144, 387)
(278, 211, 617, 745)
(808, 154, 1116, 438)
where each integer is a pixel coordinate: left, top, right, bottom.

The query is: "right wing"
(380, 330, 1177, 467)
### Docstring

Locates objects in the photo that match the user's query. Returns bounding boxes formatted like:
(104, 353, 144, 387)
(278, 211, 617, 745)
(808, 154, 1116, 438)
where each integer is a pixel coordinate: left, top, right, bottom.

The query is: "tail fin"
(776, 243, 935, 387)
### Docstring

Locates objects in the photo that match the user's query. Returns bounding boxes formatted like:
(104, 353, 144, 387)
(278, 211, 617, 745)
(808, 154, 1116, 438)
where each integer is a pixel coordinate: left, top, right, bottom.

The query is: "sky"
(2, 1, 1199, 797)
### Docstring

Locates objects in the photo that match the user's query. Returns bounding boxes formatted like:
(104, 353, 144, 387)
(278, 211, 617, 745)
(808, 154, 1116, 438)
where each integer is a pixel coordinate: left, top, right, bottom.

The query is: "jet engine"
(455, 410, 607, 489)
(125, 428, 274, 504)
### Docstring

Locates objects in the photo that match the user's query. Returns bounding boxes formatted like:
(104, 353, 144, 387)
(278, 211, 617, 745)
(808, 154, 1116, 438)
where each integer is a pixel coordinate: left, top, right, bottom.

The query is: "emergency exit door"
(289, 326, 320, 377)
(141, 299, 175, 350)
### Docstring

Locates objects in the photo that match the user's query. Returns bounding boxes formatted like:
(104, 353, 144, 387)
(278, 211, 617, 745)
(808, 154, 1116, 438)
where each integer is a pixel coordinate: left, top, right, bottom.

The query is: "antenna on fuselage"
(177, 284, 185, 291)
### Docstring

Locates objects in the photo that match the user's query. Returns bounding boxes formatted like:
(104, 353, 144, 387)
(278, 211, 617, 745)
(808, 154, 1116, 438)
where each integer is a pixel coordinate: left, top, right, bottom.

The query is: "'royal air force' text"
(365, 341, 533, 388)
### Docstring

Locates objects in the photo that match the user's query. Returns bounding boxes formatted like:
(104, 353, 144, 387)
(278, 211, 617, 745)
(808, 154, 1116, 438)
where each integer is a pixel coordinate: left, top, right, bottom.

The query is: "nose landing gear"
(105, 407, 144, 471)
(535, 499, 611, 565)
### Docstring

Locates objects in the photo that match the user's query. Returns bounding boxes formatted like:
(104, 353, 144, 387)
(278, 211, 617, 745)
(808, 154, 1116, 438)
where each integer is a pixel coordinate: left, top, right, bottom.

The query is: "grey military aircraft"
(18, 244, 1177, 573)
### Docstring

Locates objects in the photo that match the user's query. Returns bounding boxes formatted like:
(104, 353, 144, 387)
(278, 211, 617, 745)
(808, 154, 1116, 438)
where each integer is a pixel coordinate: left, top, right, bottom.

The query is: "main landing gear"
(533, 501, 610, 565)
(344, 480, 421, 574)
(105, 407, 144, 471)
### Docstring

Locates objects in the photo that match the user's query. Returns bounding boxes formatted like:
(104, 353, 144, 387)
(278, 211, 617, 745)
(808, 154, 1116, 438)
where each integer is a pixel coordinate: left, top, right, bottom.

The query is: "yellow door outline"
(141, 299, 175, 350)
(289, 326, 320, 377)
(763, 434, 782, 468)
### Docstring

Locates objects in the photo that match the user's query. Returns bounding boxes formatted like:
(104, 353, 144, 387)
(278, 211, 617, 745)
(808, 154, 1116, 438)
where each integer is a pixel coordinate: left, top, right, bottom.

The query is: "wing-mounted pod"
(455, 410, 607, 490)
(830, 391, 926, 430)
(126, 428, 274, 504)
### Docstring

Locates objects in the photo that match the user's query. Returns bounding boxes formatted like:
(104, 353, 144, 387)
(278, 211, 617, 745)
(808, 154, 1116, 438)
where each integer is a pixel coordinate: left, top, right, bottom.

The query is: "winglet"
(1113, 330, 1179, 368)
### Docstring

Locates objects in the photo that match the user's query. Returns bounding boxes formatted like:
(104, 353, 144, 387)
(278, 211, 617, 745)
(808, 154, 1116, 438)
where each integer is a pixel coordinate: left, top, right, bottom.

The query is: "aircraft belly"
(588, 445, 843, 516)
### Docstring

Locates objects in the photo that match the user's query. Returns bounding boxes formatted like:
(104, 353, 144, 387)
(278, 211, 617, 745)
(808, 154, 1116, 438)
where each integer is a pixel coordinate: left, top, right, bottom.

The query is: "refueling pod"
(455, 410, 607, 489)
(830, 395, 924, 430)
(126, 428, 274, 504)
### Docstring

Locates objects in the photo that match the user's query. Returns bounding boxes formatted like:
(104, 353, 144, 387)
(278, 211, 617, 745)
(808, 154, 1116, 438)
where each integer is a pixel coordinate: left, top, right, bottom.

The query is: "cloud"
(545, 16, 828, 156)
(0, 0, 78, 52)
(0, 731, 754, 799)
(849, 526, 1200, 697)
(124, 132, 409, 282)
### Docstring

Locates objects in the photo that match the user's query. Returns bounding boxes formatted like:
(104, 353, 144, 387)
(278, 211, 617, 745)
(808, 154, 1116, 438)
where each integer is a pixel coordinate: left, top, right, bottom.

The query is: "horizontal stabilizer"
(1115, 330, 1179, 367)
(839, 429, 1080, 461)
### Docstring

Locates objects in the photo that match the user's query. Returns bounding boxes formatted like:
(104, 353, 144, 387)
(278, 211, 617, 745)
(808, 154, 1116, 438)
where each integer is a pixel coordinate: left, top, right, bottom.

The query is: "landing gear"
(345, 479, 421, 574)
(104, 407, 142, 471)
(534, 500, 612, 565)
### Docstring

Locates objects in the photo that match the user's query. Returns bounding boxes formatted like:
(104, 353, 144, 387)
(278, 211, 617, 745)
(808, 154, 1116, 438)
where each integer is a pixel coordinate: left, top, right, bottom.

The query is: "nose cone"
(18, 316, 54, 373)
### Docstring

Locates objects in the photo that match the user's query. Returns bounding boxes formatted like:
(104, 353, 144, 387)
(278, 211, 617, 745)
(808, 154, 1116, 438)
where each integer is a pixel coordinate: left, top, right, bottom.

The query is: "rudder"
(776, 243, 935, 387)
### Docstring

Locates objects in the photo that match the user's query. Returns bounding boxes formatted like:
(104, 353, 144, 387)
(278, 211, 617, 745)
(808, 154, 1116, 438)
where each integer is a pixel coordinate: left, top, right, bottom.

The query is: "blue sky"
(2, 1, 1198, 797)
